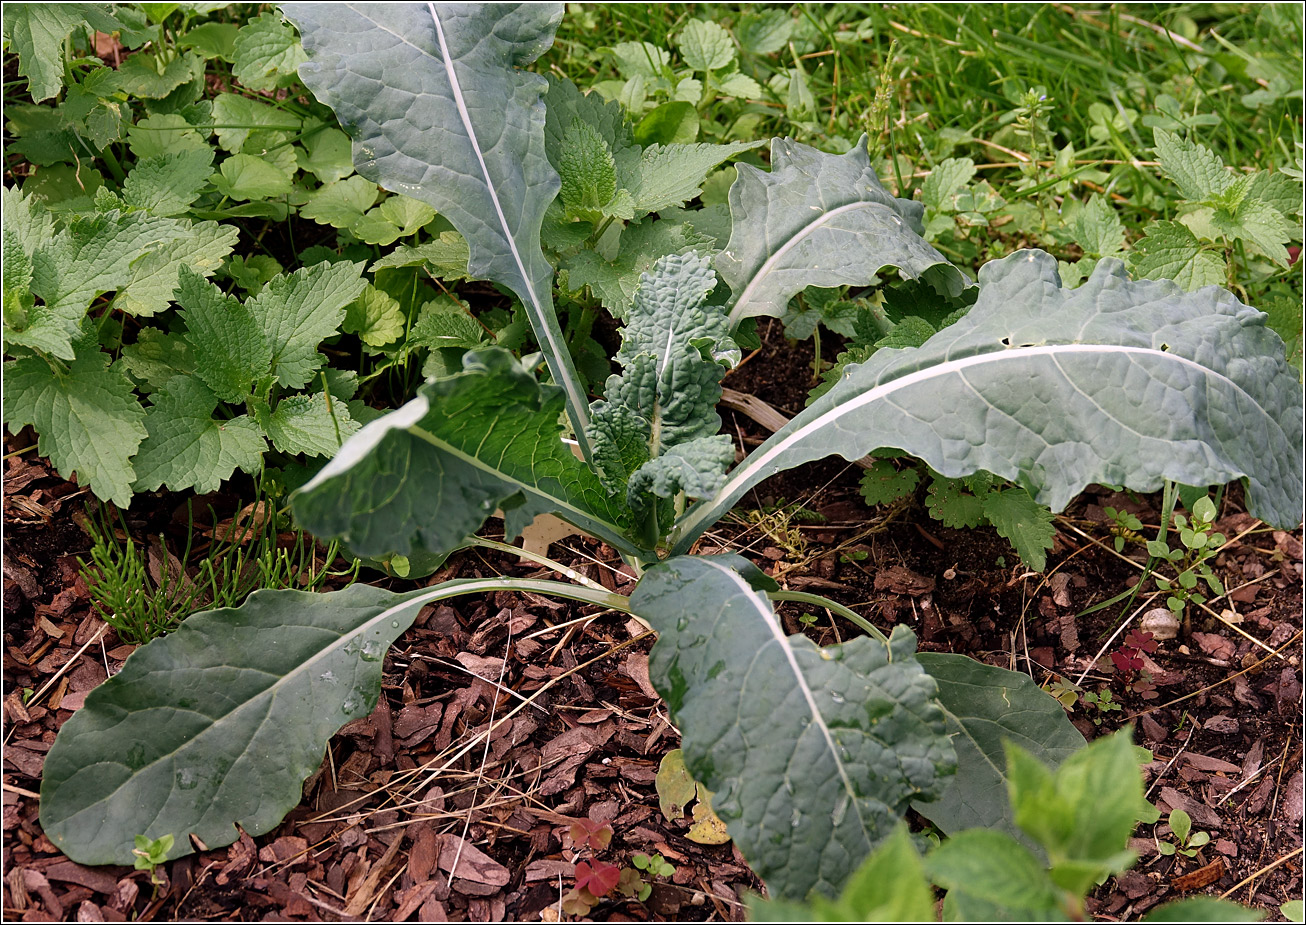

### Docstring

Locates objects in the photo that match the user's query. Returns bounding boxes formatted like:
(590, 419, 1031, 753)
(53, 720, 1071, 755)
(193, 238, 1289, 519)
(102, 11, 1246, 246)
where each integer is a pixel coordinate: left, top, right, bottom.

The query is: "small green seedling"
(132, 833, 173, 886)
(798, 612, 820, 627)
(1046, 676, 1081, 710)
(1103, 505, 1145, 552)
(1081, 688, 1122, 725)
(1147, 495, 1226, 617)
(1157, 808, 1210, 858)
(632, 852, 676, 879)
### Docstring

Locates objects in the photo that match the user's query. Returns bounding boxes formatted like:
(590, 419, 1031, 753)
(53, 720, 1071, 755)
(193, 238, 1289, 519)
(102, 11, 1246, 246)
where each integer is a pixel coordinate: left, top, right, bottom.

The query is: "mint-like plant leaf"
(132, 376, 267, 494)
(231, 10, 307, 92)
(1153, 129, 1234, 203)
(343, 285, 405, 348)
(261, 392, 358, 458)
(121, 148, 217, 217)
(719, 135, 970, 324)
(1129, 221, 1226, 290)
(563, 217, 713, 319)
(631, 554, 954, 901)
(177, 267, 272, 403)
(3, 336, 147, 506)
(247, 261, 367, 390)
(629, 141, 761, 216)
(4, 3, 124, 101)
(559, 118, 621, 219)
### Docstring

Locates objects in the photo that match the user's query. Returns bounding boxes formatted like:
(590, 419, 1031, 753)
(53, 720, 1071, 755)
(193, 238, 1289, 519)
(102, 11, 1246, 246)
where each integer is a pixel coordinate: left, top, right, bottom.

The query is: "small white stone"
(1139, 608, 1180, 641)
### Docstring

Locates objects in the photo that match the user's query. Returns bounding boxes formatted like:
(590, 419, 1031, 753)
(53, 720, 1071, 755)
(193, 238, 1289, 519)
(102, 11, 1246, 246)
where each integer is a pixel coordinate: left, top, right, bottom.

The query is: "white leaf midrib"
(675, 341, 1276, 546)
(422, 4, 589, 439)
(699, 559, 868, 832)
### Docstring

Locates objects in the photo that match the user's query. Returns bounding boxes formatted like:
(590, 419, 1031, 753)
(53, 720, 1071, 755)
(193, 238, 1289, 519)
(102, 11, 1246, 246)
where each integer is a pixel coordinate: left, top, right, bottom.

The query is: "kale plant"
(39, 4, 1304, 905)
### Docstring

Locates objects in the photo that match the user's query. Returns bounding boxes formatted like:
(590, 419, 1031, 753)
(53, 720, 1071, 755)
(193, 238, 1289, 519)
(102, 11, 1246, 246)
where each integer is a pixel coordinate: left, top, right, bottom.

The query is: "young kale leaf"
(586, 252, 737, 515)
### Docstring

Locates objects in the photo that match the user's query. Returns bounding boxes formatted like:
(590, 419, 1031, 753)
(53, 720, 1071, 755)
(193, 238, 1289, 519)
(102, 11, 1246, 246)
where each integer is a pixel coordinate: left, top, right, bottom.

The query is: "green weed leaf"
(231, 10, 307, 92)
(4, 3, 123, 101)
(982, 487, 1057, 571)
(1130, 221, 1226, 290)
(3, 337, 147, 506)
(132, 376, 266, 493)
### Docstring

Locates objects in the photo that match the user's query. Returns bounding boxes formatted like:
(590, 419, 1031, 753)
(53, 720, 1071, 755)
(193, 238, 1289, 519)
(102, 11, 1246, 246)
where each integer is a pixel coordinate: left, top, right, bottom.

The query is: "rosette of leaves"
(40, 4, 1303, 909)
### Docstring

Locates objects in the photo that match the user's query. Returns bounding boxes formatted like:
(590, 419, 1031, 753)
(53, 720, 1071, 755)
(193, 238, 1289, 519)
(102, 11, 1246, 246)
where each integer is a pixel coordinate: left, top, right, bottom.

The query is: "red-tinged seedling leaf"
(1125, 629, 1158, 653)
(1110, 648, 1142, 673)
(575, 860, 621, 897)
(616, 867, 645, 898)
(561, 887, 597, 916)
(569, 818, 613, 850)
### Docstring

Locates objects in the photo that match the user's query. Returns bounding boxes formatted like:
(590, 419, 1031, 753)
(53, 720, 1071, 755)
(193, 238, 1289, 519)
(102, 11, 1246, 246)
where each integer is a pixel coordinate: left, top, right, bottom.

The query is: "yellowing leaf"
(686, 785, 731, 845)
(655, 748, 697, 822)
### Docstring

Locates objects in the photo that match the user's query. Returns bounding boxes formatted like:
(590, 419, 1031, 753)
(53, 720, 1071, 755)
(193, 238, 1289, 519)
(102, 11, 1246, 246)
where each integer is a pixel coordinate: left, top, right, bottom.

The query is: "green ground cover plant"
(27, 5, 1304, 912)
(750, 729, 1257, 921)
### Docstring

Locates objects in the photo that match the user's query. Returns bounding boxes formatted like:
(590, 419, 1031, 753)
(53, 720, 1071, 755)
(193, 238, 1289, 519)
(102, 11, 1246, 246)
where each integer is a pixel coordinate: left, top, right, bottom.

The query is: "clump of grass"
(79, 482, 357, 645)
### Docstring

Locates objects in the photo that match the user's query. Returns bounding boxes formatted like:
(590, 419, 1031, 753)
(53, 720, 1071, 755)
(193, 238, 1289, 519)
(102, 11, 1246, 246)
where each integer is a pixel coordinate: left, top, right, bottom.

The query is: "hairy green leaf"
(1006, 730, 1142, 895)
(921, 157, 977, 212)
(262, 392, 357, 457)
(132, 376, 266, 493)
(1154, 129, 1234, 202)
(121, 148, 216, 217)
(177, 268, 270, 403)
(209, 93, 301, 153)
(3, 337, 147, 506)
(563, 217, 713, 319)
(231, 10, 307, 91)
(112, 220, 239, 318)
(1130, 221, 1226, 290)
(343, 285, 405, 348)
(677, 19, 735, 72)
(246, 261, 368, 390)
(559, 118, 619, 218)
(632, 554, 954, 901)
(858, 460, 919, 507)
(630, 141, 760, 216)
(5, 3, 123, 101)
